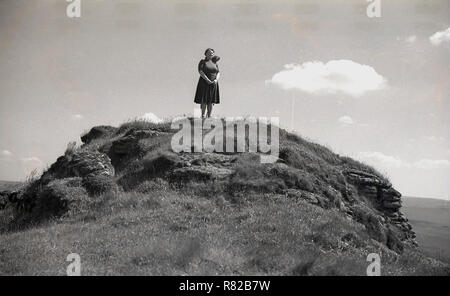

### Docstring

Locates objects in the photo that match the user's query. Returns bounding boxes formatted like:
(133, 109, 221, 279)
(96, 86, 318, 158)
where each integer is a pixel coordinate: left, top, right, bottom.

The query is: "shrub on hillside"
(64, 141, 78, 156)
(142, 152, 180, 175)
(34, 178, 89, 218)
(82, 174, 118, 196)
(5, 178, 91, 229)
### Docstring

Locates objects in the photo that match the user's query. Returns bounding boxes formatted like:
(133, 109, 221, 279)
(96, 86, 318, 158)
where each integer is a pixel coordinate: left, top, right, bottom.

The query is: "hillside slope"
(0, 118, 448, 275)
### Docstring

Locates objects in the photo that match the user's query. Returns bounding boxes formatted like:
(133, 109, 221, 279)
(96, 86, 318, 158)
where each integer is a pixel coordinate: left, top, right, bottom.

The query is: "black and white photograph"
(0, 0, 449, 281)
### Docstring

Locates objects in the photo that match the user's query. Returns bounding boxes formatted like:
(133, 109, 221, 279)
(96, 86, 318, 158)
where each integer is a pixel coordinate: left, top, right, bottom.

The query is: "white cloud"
(430, 27, 450, 46)
(1, 150, 12, 157)
(405, 35, 417, 43)
(137, 112, 163, 123)
(358, 151, 450, 171)
(265, 60, 388, 97)
(357, 151, 403, 169)
(412, 159, 450, 169)
(71, 114, 84, 120)
(338, 115, 354, 125)
(21, 156, 43, 164)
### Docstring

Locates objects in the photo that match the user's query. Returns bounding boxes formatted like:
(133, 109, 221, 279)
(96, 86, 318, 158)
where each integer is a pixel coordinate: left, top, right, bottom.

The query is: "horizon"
(0, 0, 449, 200)
(0, 115, 448, 201)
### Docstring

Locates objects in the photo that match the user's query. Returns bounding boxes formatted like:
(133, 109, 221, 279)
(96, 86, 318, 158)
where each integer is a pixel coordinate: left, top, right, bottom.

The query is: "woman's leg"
(201, 103, 206, 118)
(207, 103, 213, 118)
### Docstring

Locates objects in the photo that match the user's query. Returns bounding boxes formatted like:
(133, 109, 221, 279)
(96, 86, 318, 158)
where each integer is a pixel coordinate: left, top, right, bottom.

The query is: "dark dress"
(194, 58, 220, 104)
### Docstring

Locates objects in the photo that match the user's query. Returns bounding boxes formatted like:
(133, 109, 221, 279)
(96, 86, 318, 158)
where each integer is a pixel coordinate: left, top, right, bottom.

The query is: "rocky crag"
(0, 118, 417, 254)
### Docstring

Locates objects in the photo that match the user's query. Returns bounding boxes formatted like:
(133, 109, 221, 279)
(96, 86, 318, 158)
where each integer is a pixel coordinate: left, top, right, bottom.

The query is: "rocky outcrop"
(0, 151, 116, 221)
(105, 128, 169, 169)
(169, 165, 233, 183)
(134, 152, 236, 185)
(111, 129, 159, 154)
(42, 151, 114, 182)
(81, 126, 118, 144)
(342, 169, 416, 245)
(2, 123, 418, 254)
(342, 169, 391, 187)
(0, 190, 22, 210)
(0, 191, 10, 210)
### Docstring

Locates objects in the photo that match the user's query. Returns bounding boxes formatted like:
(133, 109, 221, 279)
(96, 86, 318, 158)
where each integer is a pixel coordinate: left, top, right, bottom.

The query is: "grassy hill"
(0, 118, 448, 275)
(402, 197, 450, 264)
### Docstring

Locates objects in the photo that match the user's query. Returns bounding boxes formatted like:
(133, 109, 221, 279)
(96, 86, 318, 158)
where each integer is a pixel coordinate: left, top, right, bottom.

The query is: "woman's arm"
(212, 72, 220, 84)
(199, 70, 213, 84)
(198, 60, 213, 84)
(213, 63, 220, 84)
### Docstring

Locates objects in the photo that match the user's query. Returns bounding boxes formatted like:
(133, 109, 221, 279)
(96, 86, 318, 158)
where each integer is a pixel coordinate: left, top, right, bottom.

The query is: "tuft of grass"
(82, 175, 118, 196)
(64, 141, 78, 156)
(117, 119, 173, 134)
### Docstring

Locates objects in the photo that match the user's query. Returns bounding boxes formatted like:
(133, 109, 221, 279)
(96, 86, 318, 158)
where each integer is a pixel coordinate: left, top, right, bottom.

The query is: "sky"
(0, 0, 449, 200)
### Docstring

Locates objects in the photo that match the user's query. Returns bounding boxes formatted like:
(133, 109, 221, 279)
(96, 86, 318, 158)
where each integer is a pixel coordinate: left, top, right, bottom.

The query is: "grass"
(1, 188, 448, 275)
(0, 117, 448, 275)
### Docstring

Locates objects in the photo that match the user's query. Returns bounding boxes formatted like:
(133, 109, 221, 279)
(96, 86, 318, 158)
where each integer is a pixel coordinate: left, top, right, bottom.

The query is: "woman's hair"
(204, 48, 214, 55)
(212, 56, 220, 63)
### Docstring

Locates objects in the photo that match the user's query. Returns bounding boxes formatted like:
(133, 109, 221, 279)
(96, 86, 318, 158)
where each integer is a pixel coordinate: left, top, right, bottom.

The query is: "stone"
(343, 169, 391, 188)
(169, 165, 233, 183)
(70, 152, 115, 177)
(383, 200, 402, 209)
(358, 185, 378, 200)
(81, 126, 117, 144)
(111, 129, 162, 155)
(41, 150, 115, 182)
(398, 212, 408, 222)
(381, 187, 401, 201)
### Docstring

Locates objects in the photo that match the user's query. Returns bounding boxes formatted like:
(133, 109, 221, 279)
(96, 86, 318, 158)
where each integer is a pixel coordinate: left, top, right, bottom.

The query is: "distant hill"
(0, 118, 448, 275)
(403, 197, 450, 264)
(0, 181, 22, 191)
(403, 196, 449, 209)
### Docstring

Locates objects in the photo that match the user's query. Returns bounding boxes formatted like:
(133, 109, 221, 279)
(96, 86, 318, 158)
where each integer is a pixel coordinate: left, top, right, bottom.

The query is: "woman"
(194, 48, 220, 118)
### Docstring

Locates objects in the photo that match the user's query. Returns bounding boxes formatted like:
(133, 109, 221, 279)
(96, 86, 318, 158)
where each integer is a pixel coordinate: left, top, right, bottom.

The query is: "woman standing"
(194, 48, 220, 118)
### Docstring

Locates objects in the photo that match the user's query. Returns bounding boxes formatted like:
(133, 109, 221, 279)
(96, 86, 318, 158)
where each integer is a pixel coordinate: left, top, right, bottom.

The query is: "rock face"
(342, 169, 416, 245)
(81, 126, 118, 144)
(32, 150, 117, 203)
(169, 153, 236, 183)
(42, 150, 115, 181)
(1, 149, 116, 224)
(0, 191, 11, 210)
(105, 128, 169, 169)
